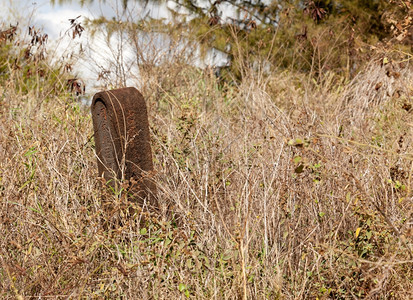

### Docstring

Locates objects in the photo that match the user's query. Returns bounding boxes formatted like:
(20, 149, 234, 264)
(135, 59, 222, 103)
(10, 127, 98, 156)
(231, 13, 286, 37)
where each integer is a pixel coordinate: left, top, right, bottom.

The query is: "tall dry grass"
(0, 17, 412, 299)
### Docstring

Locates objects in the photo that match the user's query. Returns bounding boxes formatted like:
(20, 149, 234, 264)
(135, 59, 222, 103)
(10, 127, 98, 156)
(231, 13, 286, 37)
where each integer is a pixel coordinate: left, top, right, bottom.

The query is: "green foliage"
(0, 25, 70, 98)
(67, 0, 411, 81)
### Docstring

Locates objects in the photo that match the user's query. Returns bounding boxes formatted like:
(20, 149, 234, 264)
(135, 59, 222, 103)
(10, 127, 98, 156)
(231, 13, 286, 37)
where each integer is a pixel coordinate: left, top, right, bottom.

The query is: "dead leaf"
(375, 82, 383, 90)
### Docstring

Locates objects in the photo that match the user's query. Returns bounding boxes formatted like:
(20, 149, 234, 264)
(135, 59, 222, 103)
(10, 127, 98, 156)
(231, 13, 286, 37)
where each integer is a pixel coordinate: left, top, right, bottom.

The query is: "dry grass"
(1, 22, 413, 299)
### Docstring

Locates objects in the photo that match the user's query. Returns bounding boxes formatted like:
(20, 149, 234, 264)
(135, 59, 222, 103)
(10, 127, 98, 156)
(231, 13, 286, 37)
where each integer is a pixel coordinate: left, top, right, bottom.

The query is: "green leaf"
(140, 228, 147, 235)
(186, 258, 193, 268)
(200, 255, 210, 268)
(178, 283, 186, 292)
(222, 252, 232, 261)
(293, 156, 302, 164)
(312, 163, 321, 169)
(24, 147, 38, 157)
(288, 138, 304, 146)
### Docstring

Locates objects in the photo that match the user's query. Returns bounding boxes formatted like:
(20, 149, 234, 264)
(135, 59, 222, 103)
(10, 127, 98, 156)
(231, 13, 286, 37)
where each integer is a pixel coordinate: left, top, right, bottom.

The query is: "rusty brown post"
(91, 87, 157, 210)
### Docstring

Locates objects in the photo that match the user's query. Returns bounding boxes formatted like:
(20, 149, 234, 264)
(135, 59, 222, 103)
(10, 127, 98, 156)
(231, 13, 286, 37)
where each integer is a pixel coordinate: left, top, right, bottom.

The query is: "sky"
(1, 0, 229, 93)
(2, 0, 171, 38)
(1, 1, 174, 92)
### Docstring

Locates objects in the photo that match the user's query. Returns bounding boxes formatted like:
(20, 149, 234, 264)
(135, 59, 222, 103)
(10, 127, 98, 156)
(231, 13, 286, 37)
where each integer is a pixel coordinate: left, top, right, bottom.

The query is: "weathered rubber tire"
(91, 87, 157, 209)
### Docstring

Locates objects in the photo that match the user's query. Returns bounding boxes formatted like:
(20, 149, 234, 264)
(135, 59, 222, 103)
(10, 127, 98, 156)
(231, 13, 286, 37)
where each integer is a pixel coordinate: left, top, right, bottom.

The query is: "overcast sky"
(0, 1, 173, 92)
(1, 0, 229, 93)
(1, 0, 172, 38)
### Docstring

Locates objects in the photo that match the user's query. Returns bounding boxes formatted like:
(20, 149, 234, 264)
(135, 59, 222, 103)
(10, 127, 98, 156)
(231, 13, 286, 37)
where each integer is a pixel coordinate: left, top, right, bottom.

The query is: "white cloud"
(1, 0, 229, 94)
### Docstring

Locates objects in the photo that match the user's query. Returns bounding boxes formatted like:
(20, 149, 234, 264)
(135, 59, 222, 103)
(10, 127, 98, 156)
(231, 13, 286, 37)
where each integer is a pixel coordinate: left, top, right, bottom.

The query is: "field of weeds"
(0, 19, 412, 299)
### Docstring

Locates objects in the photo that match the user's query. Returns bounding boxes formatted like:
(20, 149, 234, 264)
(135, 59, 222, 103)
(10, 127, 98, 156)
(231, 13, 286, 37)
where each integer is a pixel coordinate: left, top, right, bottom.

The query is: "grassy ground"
(0, 24, 412, 299)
